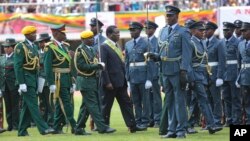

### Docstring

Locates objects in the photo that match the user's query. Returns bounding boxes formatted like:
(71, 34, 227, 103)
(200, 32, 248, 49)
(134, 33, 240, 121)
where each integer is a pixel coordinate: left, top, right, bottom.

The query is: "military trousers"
(241, 85, 250, 125)
(159, 94, 168, 135)
(207, 82, 223, 126)
(193, 81, 216, 128)
(53, 87, 76, 131)
(187, 92, 200, 127)
(162, 74, 187, 136)
(76, 89, 108, 132)
(38, 86, 54, 126)
(18, 86, 49, 136)
(130, 83, 150, 126)
(3, 83, 19, 130)
(149, 79, 162, 125)
(222, 81, 242, 125)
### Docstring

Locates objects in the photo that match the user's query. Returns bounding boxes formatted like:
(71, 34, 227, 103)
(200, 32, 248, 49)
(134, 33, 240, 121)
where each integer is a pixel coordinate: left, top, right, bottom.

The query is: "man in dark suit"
(100, 25, 147, 133)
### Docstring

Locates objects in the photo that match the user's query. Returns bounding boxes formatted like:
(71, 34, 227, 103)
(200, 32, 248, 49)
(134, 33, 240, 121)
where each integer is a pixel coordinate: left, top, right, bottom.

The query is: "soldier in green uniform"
(74, 30, 116, 134)
(14, 25, 55, 136)
(36, 33, 54, 126)
(0, 38, 19, 131)
(43, 24, 77, 134)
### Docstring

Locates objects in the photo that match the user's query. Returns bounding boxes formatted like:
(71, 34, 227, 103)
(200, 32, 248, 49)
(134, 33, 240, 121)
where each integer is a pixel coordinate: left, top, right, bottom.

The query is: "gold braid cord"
(74, 47, 98, 76)
(158, 28, 169, 54)
(191, 41, 212, 75)
(20, 43, 39, 70)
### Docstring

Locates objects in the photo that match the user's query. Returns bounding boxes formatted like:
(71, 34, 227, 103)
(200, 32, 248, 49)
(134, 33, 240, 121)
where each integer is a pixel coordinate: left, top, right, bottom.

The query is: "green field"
(0, 93, 230, 141)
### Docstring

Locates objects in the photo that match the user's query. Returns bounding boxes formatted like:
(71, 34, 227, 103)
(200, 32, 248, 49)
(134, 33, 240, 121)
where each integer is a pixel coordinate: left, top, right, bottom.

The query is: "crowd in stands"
(0, 0, 249, 14)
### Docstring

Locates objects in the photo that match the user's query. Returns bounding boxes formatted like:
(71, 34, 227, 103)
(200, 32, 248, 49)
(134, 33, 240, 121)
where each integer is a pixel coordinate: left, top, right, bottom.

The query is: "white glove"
(0, 90, 2, 97)
(235, 81, 240, 88)
(127, 81, 131, 92)
(145, 80, 152, 89)
(49, 85, 56, 93)
(98, 62, 105, 70)
(216, 78, 224, 87)
(19, 84, 27, 93)
(70, 83, 76, 93)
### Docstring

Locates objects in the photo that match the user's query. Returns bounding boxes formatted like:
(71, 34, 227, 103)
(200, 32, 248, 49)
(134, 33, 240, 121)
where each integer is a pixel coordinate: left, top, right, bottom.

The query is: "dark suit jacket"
(100, 41, 126, 88)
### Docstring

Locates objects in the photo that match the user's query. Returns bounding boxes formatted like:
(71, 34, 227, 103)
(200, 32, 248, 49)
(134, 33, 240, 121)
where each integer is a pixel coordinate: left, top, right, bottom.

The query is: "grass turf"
(0, 93, 230, 141)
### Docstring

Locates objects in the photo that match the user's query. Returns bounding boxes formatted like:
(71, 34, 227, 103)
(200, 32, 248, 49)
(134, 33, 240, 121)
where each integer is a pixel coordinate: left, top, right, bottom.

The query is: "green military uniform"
(74, 43, 110, 133)
(44, 39, 76, 132)
(38, 48, 54, 126)
(14, 39, 51, 136)
(0, 52, 19, 130)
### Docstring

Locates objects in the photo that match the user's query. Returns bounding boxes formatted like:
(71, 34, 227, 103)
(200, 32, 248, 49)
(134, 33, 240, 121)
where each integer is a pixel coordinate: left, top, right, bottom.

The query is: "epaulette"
(62, 41, 70, 47)
(45, 41, 53, 47)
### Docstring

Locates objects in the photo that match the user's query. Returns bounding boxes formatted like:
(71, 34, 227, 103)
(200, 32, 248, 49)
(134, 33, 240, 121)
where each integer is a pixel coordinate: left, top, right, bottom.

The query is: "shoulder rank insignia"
(77, 52, 80, 56)
(15, 48, 20, 54)
(45, 41, 53, 47)
(44, 47, 48, 52)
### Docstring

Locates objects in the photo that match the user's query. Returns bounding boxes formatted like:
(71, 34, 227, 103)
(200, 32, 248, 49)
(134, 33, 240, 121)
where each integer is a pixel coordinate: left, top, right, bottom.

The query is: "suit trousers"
(18, 86, 49, 135)
(102, 85, 136, 127)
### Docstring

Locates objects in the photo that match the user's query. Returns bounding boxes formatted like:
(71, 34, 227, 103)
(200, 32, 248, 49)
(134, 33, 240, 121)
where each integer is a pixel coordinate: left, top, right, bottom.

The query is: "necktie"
(246, 41, 248, 48)
(133, 39, 136, 46)
(168, 27, 172, 35)
(226, 40, 229, 46)
(206, 40, 209, 47)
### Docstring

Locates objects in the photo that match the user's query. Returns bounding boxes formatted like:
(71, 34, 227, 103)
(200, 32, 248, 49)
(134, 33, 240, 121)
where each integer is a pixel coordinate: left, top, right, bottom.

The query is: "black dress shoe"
(74, 128, 91, 135)
(208, 126, 223, 134)
(42, 128, 56, 135)
(99, 127, 116, 134)
(161, 133, 177, 138)
(52, 130, 64, 134)
(187, 127, 198, 134)
(147, 122, 154, 127)
(0, 128, 6, 134)
(18, 132, 29, 136)
(129, 125, 147, 133)
(7, 126, 13, 131)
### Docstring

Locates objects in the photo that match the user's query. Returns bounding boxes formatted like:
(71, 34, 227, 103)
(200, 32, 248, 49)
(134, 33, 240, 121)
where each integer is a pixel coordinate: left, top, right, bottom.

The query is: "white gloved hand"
(145, 80, 152, 89)
(98, 62, 105, 70)
(49, 85, 56, 93)
(19, 84, 27, 93)
(127, 81, 131, 92)
(70, 83, 76, 93)
(235, 81, 240, 88)
(0, 90, 2, 97)
(216, 78, 224, 87)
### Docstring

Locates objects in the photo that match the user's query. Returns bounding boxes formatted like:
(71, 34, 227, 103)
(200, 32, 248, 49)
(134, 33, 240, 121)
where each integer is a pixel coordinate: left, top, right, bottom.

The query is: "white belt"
(208, 62, 218, 66)
(226, 60, 237, 65)
(241, 63, 250, 68)
(129, 62, 146, 67)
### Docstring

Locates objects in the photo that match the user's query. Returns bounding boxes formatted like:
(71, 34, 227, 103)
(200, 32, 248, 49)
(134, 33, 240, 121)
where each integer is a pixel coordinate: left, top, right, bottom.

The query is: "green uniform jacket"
(14, 40, 39, 88)
(0, 54, 18, 91)
(75, 43, 100, 90)
(44, 40, 72, 88)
